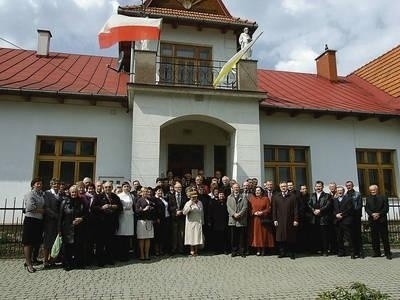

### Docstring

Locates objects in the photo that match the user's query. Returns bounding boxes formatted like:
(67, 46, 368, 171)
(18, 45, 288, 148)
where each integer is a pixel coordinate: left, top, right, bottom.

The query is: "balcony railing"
(155, 56, 238, 89)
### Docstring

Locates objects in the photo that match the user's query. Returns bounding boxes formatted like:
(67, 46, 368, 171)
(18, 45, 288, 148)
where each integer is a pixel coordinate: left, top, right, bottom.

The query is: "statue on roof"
(239, 27, 252, 59)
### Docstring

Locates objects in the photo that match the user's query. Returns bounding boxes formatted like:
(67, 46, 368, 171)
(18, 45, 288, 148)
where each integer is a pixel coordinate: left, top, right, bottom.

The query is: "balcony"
(156, 56, 237, 89)
(132, 50, 258, 92)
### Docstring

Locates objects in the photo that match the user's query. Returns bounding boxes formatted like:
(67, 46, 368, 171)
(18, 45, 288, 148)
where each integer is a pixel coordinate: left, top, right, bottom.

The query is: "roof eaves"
(260, 99, 400, 119)
(0, 87, 127, 103)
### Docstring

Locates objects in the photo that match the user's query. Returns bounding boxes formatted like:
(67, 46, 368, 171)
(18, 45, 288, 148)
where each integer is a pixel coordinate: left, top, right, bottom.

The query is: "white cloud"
(0, 0, 398, 75)
(275, 47, 318, 73)
(226, 0, 399, 75)
(73, 0, 106, 10)
(27, 0, 39, 11)
(281, 0, 315, 14)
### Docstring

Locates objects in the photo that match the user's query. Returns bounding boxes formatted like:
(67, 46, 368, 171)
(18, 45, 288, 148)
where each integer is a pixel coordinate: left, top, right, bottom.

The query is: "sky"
(0, 0, 399, 75)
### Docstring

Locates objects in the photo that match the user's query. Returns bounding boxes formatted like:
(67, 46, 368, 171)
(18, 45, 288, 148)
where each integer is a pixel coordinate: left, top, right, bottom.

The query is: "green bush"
(317, 282, 390, 300)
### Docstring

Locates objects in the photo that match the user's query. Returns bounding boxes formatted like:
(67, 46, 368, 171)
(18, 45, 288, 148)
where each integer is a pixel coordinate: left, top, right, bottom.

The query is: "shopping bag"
(50, 234, 62, 258)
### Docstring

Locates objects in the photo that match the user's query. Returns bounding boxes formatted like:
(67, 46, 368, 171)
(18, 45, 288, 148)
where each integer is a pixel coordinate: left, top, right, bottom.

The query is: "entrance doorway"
(214, 145, 227, 176)
(168, 144, 204, 177)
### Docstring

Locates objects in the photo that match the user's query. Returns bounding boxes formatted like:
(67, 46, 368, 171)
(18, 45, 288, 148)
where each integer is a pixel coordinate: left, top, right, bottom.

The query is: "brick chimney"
(37, 29, 52, 57)
(315, 49, 338, 82)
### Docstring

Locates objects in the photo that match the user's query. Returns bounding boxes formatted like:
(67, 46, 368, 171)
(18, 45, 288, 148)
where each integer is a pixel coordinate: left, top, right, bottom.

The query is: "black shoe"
(32, 259, 43, 266)
(24, 264, 36, 273)
(278, 253, 285, 258)
(386, 253, 392, 260)
(351, 255, 356, 259)
(241, 253, 246, 258)
(43, 263, 53, 269)
(372, 253, 382, 258)
(290, 253, 295, 260)
(63, 265, 72, 271)
(337, 253, 345, 257)
(231, 252, 237, 257)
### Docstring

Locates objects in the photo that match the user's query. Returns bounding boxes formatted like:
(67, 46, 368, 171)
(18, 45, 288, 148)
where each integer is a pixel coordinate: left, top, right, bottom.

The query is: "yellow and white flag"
(213, 31, 263, 88)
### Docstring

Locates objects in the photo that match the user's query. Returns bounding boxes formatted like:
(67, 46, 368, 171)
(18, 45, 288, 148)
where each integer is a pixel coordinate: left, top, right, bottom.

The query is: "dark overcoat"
(272, 193, 298, 242)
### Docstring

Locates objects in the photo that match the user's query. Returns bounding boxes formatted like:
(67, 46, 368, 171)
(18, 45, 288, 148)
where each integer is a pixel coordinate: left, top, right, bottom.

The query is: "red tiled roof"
(352, 45, 400, 98)
(258, 69, 400, 116)
(0, 48, 128, 98)
(143, 0, 232, 16)
(119, 6, 256, 28)
(2, 48, 398, 117)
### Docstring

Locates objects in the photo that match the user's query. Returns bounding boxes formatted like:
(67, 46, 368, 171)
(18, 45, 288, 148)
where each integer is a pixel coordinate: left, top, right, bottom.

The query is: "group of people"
(21, 171, 393, 273)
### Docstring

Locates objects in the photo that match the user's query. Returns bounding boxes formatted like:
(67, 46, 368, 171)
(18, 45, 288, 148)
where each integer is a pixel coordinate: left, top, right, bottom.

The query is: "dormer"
(118, 0, 258, 90)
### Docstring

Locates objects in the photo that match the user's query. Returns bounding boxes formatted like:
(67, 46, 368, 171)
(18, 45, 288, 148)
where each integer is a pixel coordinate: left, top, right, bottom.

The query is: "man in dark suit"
(327, 182, 338, 255)
(273, 181, 299, 259)
(214, 170, 223, 188)
(91, 181, 123, 266)
(221, 176, 231, 198)
(332, 186, 354, 258)
(365, 185, 392, 260)
(263, 180, 277, 201)
(308, 180, 332, 255)
(241, 180, 252, 199)
(168, 182, 188, 254)
(287, 180, 300, 199)
(296, 184, 311, 253)
(345, 180, 364, 258)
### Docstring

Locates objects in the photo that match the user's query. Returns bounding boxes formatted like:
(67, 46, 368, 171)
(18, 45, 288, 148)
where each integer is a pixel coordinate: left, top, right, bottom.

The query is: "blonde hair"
(139, 187, 149, 196)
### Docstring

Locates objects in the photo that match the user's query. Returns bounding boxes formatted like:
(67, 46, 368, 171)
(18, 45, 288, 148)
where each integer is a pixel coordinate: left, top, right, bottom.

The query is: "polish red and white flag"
(98, 15, 162, 49)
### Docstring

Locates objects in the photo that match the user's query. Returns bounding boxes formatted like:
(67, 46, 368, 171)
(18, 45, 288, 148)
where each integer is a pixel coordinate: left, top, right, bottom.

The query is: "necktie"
(177, 193, 181, 208)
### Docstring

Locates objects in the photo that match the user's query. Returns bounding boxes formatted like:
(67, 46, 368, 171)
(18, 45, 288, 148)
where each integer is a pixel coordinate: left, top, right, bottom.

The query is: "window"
(35, 137, 96, 188)
(264, 146, 309, 189)
(356, 149, 396, 196)
(159, 43, 212, 86)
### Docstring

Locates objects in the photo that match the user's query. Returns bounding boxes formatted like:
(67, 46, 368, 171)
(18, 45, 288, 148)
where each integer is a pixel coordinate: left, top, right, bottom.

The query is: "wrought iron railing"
(155, 56, 237, 89)
(0, 198, 24, 258)
(1, 197, 399, 258)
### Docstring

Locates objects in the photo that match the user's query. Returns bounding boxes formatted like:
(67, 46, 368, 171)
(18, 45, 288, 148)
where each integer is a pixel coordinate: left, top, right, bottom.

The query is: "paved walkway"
(1, 251, 399, 299)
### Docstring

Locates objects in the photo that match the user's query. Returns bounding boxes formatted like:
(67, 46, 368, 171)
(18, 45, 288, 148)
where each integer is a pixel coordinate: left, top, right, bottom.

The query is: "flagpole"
(130, 41, 135, 83)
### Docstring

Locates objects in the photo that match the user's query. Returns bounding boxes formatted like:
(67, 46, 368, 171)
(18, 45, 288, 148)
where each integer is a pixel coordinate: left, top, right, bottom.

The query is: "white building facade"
(0, 0, 399, 205)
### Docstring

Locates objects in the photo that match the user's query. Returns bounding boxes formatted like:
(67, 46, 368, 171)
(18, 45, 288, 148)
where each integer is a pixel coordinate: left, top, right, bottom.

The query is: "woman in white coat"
(115, 182, 134, 261)
(183, 190, 204, 256)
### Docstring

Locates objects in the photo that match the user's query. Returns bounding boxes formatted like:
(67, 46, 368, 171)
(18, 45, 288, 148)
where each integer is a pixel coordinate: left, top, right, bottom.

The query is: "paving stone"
(1, 250, 399, 299)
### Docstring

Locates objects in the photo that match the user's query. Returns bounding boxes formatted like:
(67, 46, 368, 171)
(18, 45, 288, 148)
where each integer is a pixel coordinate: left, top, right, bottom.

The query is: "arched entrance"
(159, 115, 235, 178)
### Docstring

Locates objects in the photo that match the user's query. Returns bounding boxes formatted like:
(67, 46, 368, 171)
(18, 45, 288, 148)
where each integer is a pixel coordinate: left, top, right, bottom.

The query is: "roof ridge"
(258, 68, 349, 79)
(0, 47, 119, 60)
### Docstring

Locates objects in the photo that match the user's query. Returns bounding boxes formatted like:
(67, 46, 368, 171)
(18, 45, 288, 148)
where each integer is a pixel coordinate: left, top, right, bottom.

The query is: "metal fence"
(1, 197, 399, 258)
(0, 198, 25, 258)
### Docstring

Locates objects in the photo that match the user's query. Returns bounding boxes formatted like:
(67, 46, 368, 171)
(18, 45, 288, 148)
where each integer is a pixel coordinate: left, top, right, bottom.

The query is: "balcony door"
(160, 43, 212, 86)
